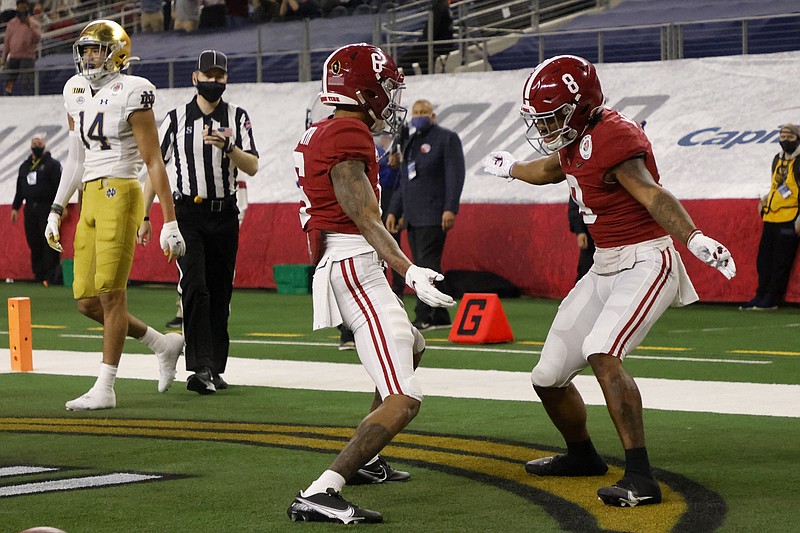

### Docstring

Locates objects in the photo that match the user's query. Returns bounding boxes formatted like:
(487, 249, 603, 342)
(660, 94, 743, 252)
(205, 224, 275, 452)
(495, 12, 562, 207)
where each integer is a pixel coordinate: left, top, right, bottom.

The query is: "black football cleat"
(287, 488, 383, 524)
(165, 316, 183, 329)
(347, 455, 411, 485)
(525, 453, 608, 477)
(187, 368, 216, 395)
(597, 475, 662, 507)
(212, 373, 228, 390)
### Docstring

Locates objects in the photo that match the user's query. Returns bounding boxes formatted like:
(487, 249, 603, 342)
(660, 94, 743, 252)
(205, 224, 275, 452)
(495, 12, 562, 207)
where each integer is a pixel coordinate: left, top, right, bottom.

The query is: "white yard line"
(55, 334, 782, 363)
(2, 349, 798, 418)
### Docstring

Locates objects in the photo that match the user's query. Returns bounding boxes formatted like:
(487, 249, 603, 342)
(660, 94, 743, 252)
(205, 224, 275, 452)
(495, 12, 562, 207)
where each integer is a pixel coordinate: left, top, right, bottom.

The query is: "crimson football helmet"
(520, 55, 604, 155)
(320, 43, 406, 133)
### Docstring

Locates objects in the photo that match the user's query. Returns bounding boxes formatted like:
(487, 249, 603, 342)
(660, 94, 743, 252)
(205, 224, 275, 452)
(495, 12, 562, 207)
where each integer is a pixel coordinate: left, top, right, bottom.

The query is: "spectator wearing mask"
(741, 123, 800, 310)
(11, 133, 63, 285)
(386, 99, 465, 331)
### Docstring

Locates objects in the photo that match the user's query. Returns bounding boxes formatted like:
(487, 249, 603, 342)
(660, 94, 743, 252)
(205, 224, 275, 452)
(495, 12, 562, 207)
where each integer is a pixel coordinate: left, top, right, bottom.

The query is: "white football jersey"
(63, 73, 157, 182)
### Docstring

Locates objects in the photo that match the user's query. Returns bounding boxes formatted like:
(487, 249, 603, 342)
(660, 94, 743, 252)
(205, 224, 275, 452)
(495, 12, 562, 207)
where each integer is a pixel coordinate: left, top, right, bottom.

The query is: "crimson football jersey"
(559, 109, 667, 248)
(295, 117, 380, 234)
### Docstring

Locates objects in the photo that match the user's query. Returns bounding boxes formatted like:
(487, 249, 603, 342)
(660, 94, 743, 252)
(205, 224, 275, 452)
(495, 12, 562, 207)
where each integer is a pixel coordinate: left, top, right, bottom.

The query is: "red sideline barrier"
(0, 199, 793, 303)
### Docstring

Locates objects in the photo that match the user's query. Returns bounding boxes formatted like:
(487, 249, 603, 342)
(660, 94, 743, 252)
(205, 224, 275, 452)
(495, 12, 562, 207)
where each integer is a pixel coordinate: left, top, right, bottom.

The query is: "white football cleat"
(65, 388, 116, 411)
(156, 332, 184, 393)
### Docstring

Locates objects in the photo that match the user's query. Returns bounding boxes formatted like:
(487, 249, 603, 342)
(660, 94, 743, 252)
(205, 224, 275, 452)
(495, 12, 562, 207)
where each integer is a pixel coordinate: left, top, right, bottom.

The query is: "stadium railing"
(11, 5, 800, 95)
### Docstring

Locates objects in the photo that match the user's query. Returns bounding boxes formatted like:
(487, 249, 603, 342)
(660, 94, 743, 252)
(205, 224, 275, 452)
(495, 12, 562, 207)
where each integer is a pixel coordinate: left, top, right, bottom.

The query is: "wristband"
(50, 203, 64, 216)
(686, 229, 701, 245)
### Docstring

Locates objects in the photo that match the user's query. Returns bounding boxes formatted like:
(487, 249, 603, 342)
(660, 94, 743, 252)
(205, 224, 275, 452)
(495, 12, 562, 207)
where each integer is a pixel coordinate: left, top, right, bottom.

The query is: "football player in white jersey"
(45, 20, 187, 411)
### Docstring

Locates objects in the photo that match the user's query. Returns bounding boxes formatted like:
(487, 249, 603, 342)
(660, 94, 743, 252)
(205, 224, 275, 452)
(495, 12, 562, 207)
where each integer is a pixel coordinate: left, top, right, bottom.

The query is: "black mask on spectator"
(780, 139, 799, 154)
(196, 81, 226, 103)
(17, 9, 29, 18)
(32, 146, 44, 158)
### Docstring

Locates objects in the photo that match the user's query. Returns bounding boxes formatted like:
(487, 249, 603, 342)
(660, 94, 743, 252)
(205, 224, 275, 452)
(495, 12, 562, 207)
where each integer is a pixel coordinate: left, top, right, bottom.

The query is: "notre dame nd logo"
(140, 90, 155, 108)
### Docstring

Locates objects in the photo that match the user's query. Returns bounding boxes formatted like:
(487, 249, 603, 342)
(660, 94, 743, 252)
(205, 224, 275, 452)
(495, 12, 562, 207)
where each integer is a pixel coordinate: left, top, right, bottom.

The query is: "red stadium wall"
(0, 199, 791, 303)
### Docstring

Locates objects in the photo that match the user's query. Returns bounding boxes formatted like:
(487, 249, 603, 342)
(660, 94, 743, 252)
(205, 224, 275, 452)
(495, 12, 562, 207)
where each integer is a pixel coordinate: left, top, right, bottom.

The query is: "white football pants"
(330, 252, 424, 401)
(532, 244, 680, 388)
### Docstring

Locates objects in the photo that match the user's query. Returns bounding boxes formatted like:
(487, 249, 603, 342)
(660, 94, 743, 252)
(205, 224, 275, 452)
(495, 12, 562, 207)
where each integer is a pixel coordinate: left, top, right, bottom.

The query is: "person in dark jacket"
(386, 99, 465, 330)
(11, 133, 63, 285)
(568, 196, 595, 282)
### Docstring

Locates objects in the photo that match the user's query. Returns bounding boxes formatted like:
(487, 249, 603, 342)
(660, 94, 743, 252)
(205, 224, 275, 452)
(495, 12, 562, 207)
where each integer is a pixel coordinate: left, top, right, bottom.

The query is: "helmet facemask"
(357, 76, 406, 134)
(73, 41, 121, 81)
(521, 101, 578, 156)
(72, 20, 135, 83)
(519, 55, 604, 156)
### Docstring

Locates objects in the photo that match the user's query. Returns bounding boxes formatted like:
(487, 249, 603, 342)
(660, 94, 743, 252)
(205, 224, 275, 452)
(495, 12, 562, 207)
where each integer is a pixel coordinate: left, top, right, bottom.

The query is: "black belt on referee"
(173, 192, 236, 213)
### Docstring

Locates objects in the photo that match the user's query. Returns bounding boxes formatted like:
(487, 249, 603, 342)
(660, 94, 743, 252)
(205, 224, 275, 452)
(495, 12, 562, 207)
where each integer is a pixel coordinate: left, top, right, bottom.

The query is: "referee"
(141, 49, 259, 395)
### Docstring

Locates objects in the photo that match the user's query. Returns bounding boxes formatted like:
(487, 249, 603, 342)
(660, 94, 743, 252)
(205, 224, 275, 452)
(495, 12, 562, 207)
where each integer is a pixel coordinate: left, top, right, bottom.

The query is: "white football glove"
(45, 212, 63, 252)
(687, 230, 736, 280)
(482, 151, 517, 179)
(160, 220, 186, 261)
(405, 265, 456, 308)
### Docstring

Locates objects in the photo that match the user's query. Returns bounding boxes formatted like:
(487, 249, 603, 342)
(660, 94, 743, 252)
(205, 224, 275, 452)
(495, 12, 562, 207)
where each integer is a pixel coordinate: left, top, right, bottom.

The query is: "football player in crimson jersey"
(483, 55, 736, 507)
(287, 43, 455, 524)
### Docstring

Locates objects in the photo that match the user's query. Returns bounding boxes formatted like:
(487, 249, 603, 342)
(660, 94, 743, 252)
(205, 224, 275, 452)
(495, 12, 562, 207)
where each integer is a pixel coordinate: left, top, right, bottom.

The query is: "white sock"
(302, 470, 346, 497)
(94, 363, 118, 392)
(139, 326, 165, 353)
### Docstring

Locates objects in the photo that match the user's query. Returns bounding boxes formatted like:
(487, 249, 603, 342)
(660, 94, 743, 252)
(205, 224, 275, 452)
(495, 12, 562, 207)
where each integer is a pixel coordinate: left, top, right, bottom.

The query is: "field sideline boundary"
(2, 349, 798, 418)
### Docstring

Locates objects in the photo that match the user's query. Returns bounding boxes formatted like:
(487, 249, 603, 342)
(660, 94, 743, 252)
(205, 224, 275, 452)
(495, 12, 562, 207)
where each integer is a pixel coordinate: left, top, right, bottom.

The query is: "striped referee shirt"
(158, 95, 258, 200)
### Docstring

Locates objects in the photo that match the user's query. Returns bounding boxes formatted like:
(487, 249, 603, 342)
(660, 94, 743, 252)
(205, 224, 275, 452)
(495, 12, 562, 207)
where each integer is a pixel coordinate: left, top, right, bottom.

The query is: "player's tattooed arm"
(612, 157, 697, 244)
(331, 160, 413, 275)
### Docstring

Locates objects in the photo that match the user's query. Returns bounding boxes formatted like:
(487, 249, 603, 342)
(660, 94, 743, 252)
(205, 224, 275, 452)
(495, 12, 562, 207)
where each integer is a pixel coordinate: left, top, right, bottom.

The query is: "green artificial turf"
(1, 283, 799, 532)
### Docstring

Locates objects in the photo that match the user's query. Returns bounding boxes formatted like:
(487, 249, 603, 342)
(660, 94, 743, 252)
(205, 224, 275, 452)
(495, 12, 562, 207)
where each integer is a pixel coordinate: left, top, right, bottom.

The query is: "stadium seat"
(352, 3, 374, 15)
(327, 5, 348, 17)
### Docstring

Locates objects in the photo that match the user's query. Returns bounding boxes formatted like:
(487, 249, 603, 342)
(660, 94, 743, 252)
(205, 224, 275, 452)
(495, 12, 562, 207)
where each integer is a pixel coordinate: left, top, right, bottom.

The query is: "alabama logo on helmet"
(318, 43, 406, 134)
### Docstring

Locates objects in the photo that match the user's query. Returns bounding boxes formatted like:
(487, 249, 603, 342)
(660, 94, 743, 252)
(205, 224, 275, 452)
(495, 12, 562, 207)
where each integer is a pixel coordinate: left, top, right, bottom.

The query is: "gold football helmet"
(73, 20, 134, 81)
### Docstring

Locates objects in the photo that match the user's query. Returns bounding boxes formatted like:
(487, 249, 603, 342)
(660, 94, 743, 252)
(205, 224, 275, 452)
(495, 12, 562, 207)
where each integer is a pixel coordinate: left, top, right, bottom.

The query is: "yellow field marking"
(635, 346, 690, 352)
(31, 325, 67, 330)
(245, 333, 304, 338)
(0, 417, 692, 533)
(518, 341, 690, 352)
(86, 327, 103, 332)
(729, 349, 800, 356)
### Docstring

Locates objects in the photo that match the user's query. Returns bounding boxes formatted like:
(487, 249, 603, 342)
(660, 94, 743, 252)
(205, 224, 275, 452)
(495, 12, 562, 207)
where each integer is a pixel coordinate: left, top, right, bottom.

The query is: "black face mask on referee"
(196, 81, 226, 103)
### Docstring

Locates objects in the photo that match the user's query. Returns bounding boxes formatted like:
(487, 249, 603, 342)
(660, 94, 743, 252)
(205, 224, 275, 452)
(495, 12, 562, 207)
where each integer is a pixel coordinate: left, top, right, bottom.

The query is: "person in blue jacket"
(386, 99, 465, 330)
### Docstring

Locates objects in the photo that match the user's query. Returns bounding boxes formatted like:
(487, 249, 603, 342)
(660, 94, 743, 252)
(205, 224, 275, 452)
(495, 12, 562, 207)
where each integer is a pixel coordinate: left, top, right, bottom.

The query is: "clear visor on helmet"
(73, 41, 112, 81)
(520, 102, 577, 156)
